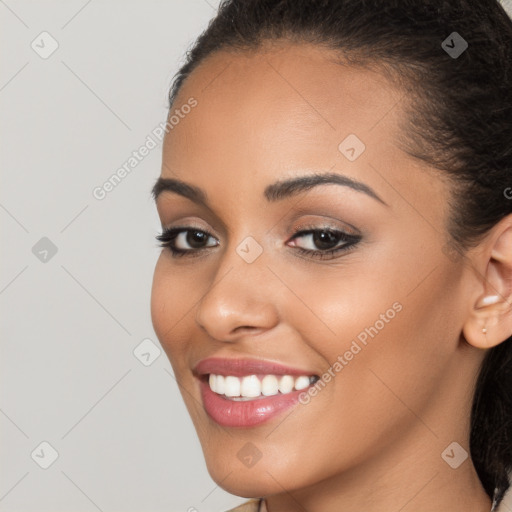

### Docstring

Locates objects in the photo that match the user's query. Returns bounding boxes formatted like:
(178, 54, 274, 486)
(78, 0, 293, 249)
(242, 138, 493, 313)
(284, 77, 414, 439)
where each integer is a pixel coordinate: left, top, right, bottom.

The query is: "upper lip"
(193, 357, 318, 377)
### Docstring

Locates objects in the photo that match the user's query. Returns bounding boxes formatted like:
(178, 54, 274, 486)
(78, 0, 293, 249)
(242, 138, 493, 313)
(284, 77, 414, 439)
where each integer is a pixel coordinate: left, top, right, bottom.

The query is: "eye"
(156, 227, 218, 257)
(288, 227, 361, 260)
(155, 225, 361, 261)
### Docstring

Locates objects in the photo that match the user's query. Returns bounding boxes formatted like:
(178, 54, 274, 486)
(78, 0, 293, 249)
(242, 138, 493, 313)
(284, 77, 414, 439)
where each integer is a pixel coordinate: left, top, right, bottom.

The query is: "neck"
(264, 363, 493, 512)
(264, 429, 492, 512)
(263, 337, 494, 512)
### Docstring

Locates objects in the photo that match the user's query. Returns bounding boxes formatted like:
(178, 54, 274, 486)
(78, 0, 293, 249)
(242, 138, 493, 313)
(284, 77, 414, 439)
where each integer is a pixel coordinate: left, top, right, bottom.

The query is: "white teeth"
(278, 375, 294, 394)
(209, 374, 216, 392)
(240, 375, 261, 397)
(207, 373, 314, 399)
(294, 375, 310, 390)
(261, 375, 279, 396)
(215, 374, 225, 395)
(224, 375, 241, 397)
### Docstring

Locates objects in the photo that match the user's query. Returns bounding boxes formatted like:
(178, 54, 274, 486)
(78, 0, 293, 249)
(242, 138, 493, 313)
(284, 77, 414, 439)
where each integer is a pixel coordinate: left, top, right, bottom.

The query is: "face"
(150, 42, 479, 497)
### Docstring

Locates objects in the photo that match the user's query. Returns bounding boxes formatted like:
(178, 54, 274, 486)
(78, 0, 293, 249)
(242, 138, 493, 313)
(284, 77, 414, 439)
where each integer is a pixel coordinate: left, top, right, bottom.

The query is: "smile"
(194, 357, 320, 427)
(208, 373, 317, 400)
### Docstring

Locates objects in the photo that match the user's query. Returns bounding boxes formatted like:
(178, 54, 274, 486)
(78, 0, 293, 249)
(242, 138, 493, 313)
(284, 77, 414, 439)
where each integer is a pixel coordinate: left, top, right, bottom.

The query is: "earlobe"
(463, 293, 512, 350)
(461, 217, 512, 350)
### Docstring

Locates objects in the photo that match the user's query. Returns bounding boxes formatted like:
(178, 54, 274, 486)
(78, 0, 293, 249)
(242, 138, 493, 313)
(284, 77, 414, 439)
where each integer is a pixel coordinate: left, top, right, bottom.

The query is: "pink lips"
(194, 357, 315, 378)
(194, 357, 317, 428)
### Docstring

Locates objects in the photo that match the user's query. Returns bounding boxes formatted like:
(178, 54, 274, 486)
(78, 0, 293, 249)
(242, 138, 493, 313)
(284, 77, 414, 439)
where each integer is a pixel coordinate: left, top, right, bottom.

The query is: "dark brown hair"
(165, 0, 512, 506)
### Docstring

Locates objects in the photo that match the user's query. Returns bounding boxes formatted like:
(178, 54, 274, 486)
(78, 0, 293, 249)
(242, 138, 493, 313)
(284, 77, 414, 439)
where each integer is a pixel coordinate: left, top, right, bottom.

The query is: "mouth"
(193, 357, 320, 427)
(204, 373, 319, 400)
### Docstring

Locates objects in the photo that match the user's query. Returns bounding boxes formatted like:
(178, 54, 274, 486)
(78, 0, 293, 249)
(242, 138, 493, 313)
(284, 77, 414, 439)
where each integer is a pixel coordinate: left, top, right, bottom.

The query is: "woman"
(150, 1, 512, 510)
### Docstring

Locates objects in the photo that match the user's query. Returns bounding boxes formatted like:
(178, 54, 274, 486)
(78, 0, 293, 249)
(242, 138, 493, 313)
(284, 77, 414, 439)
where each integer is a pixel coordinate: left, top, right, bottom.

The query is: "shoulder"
(224, 498, 263, 512)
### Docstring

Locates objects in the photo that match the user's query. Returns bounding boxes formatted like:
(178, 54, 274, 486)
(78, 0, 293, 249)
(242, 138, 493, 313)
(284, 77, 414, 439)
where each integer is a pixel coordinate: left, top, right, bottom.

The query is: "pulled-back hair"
(166, 0, 512, 506)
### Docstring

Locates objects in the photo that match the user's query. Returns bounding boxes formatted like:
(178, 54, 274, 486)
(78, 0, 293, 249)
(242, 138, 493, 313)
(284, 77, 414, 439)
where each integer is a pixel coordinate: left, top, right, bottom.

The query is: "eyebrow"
(151, 172, 388, 207)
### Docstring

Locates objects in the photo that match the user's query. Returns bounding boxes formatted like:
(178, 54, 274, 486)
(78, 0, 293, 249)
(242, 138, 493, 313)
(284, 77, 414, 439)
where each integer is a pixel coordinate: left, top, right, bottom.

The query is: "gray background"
(1, 1, 512, 512)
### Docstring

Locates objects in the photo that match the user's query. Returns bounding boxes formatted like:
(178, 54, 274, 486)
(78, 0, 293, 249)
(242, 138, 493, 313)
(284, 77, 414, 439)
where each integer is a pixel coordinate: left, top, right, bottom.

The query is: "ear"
(462, 214, 512, 350)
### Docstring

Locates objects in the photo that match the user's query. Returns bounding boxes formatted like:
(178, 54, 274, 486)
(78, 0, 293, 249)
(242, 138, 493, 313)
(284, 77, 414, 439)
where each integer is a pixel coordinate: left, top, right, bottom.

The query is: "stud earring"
(482, 327, 488, 334)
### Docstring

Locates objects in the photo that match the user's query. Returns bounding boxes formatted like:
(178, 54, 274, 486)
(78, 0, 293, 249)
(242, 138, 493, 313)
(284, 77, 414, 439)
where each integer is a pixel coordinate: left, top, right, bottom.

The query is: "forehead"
(159, 41, 451, 229)
(164, 42, 405, 168)
(176, 41, 402, 110)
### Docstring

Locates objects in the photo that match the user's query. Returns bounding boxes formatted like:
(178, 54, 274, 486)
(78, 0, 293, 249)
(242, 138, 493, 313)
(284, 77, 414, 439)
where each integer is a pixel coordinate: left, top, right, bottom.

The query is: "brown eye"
(310, 230, 340, 250)
(290, 229, 357, 252)
(183, 230, 210, 249)
(156, 227, 219, 256)
(288, 227, 362, 260)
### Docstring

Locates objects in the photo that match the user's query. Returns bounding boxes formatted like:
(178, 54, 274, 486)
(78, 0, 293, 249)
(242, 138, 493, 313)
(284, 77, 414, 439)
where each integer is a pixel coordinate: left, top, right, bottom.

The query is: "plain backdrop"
(1, 1, 512, 512)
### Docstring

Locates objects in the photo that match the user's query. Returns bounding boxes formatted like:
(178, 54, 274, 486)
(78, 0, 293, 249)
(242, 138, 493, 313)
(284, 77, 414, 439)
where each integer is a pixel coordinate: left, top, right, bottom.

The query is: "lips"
(194, 357, 317, 377)
(193, 357, 320, 427)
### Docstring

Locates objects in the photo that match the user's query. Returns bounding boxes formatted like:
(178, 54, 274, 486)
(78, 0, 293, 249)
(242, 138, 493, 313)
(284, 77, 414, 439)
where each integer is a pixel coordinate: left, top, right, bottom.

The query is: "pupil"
(188, 230, 207, 248)
(313, 230, 339, 250)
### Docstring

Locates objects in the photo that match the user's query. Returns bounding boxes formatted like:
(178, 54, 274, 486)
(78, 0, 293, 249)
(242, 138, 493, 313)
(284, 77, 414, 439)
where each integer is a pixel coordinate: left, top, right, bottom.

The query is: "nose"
(194, 244, 280, 342)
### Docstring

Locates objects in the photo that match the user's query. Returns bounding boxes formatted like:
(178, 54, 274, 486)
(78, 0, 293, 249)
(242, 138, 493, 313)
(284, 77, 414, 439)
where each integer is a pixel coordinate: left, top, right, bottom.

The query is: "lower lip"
(199, 378, 307, 428)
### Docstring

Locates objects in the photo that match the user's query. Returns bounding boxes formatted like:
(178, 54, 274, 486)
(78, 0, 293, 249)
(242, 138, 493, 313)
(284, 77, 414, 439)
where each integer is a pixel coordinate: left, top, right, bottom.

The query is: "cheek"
(150, 258, 169, 341)
(279, 260, 452, 433)
(150, 257, 191, 361)
(277, 260, 405, 361)
(324, 271, 456, 431)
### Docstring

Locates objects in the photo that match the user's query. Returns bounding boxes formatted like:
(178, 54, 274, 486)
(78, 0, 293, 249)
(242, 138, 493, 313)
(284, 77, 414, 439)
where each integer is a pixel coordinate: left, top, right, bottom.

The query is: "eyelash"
(155, 225, 361, 261)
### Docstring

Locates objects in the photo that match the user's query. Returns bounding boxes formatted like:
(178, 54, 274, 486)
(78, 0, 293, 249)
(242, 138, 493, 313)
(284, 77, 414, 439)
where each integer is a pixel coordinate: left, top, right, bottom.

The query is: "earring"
(482, 327, 487, 334)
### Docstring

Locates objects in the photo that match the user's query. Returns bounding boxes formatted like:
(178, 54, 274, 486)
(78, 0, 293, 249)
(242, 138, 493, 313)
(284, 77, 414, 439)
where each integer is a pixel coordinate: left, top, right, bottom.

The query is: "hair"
(165, 0, 512, 506)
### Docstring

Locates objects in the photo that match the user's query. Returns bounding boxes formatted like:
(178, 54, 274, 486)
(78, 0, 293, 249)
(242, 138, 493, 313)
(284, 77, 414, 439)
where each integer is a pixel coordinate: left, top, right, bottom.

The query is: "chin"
(204, 456, 285, 497)
(209, 473, 277, 498)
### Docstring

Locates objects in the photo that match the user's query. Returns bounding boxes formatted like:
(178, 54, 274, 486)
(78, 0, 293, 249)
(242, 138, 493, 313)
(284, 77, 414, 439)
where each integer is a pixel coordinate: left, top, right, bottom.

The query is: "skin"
(150, 41, 512, 512)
